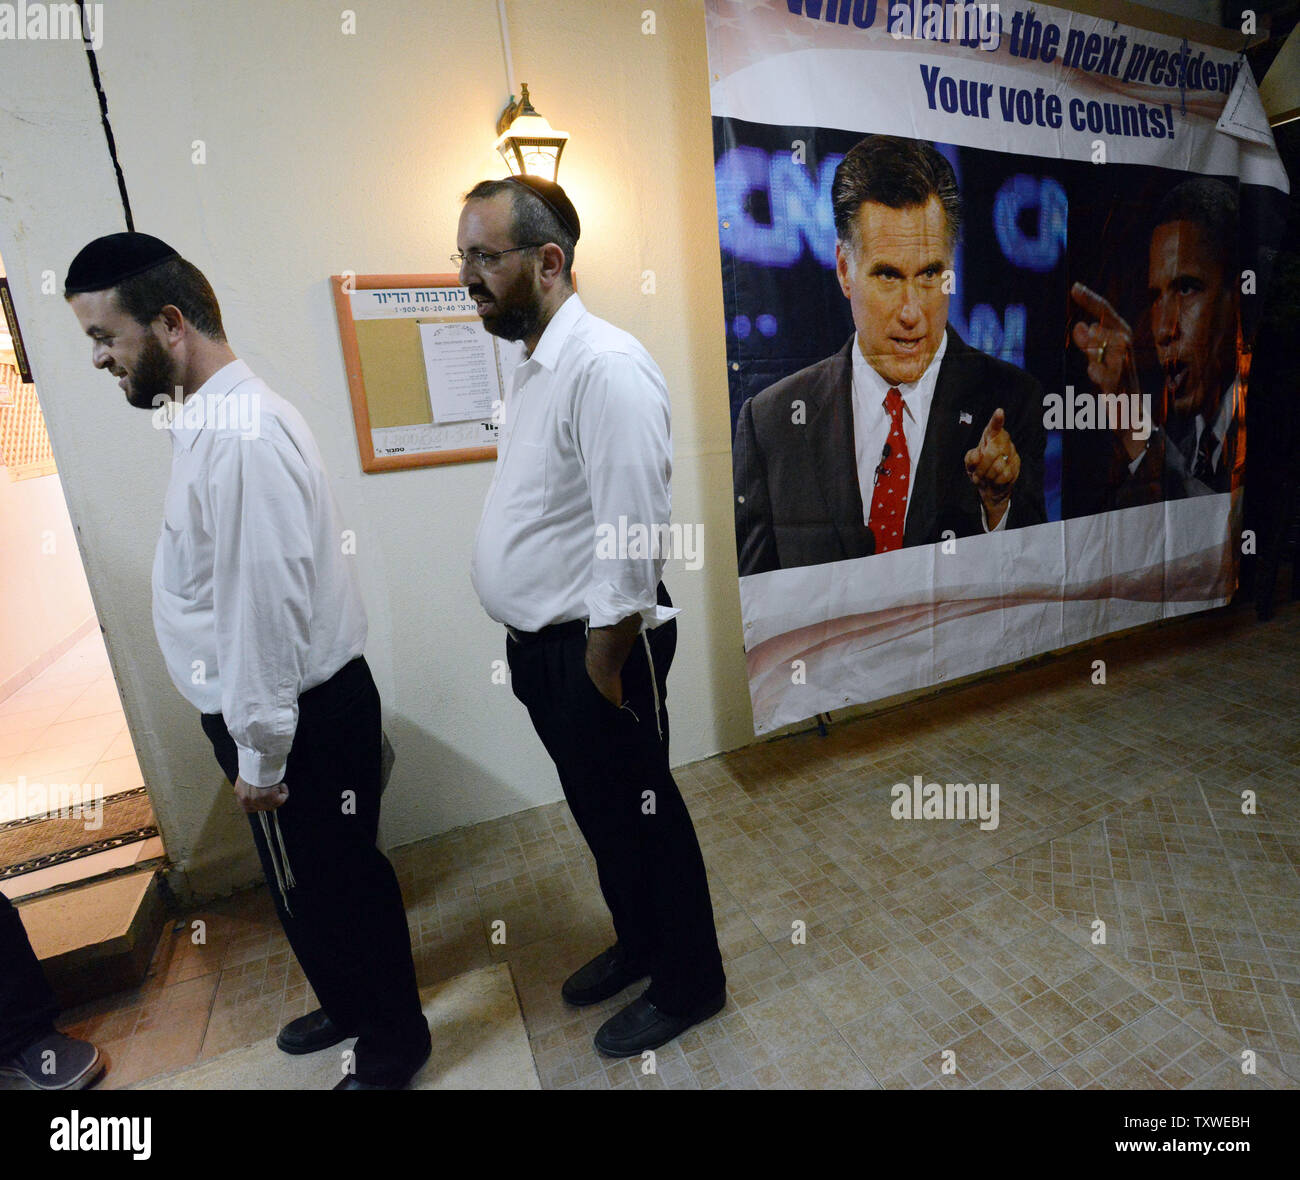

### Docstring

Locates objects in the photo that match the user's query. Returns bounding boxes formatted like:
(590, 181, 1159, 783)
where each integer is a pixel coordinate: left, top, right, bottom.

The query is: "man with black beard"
(65, 233, 429, 1089)
(461, 177, 726, 1056)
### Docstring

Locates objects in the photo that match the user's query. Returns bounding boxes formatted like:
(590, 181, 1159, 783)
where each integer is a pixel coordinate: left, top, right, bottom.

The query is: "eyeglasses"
(450, 244, 544, 269)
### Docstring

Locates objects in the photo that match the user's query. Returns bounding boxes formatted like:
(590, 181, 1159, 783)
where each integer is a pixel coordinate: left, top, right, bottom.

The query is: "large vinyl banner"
(708, 0, 1290, 733)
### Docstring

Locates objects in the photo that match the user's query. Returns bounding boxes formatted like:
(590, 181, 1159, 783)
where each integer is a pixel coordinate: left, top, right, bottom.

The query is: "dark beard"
(480, 301, 541, 343)
(469, 269, 542, 344)
(125, 333, 177, 409)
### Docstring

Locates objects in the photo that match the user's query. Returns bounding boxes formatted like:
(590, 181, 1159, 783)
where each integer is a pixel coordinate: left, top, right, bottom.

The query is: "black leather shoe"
(593, 989, 727, 1057)
(332, 1040, 431, 1090)
(333, 1074, 397, 1090)
(276, 1009, 356, 1056)
(561, 945, 649, 1007)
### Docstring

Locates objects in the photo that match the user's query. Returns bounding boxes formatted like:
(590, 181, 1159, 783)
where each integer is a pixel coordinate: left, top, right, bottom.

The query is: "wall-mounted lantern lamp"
(494, 83, 570, 182)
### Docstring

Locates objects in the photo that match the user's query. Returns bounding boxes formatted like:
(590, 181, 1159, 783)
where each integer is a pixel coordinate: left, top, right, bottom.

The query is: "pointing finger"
(1070, 282, 1132, 335)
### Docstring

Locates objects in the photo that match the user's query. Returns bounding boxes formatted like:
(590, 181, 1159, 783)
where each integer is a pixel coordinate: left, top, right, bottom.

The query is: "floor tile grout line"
(1091, 993, 1274, 1090)
(993, 863, 1300, 1086)
(1189, 769, 1300, 1075)
(976, 770, 1300, 1082)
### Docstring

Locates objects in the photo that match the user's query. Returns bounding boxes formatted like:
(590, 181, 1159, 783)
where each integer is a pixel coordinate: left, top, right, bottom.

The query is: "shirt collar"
(1190, 376, 1239, 456)
(851, 327, 949, 417)
(524, 292, 585, 372)
(167, 358, 254, 452)
(1209, 376, 1238, 442)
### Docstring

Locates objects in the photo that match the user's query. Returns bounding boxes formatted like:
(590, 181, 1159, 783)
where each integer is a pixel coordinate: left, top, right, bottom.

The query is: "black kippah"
(64, 232, 179, 296)
(505, 175, 581, 243)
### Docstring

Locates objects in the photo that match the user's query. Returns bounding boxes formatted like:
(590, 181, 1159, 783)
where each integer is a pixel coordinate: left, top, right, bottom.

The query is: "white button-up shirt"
(1194, 377, 1240, 475)
(151, 359, 367, 787)
(850, 331, 1005, 534)
(471, 293, 678, 632)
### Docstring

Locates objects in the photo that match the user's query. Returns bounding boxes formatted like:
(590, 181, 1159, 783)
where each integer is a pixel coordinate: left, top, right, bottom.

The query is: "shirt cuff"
(236, 744, 288, 788)
(980, 498, 1011, 533)
(586, 585, 680, 630)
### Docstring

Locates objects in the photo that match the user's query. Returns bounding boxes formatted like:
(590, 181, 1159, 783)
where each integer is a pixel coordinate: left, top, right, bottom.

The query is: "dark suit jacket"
(1073, 385, 1242, 516)
(733, 327, 1047, 576)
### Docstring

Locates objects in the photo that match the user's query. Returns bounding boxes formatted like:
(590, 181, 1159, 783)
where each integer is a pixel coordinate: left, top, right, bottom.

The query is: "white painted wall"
(0, 0, 752, 899)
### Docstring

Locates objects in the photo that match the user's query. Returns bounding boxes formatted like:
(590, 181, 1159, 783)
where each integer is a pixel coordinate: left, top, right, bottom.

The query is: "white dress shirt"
(471, 293, 678, 632)
(850, 331, 1006, 534)
(151, 359, 367, 787)
(1194, 377, 1240, 476)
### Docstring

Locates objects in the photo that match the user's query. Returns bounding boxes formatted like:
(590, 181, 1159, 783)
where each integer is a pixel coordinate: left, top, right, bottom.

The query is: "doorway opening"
(0, 246, 166, 908)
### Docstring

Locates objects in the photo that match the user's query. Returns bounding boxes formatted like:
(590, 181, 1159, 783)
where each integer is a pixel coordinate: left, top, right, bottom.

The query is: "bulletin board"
(331, 273, 506, 473)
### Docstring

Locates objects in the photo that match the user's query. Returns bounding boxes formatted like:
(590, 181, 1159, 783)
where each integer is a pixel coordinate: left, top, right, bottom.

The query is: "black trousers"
(201, 656, 429, 1086)
(506, 591, 725, 1015)
(0, 892, 59, 1058)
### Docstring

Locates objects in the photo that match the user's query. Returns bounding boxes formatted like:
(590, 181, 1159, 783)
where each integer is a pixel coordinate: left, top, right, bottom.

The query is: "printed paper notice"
(419, 321, 498, 423)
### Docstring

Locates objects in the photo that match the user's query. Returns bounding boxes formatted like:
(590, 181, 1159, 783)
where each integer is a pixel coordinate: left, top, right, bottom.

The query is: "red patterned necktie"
(867, 387, 911, 553)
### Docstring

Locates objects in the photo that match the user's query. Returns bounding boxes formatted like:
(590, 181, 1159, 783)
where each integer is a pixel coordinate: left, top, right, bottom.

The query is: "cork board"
(331, 273, 504, 473)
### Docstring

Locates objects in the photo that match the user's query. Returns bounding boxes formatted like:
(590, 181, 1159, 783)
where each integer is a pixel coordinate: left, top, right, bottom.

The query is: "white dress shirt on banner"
(471, 293, 679, 633)
(1193, 377, 1240, 476)
(151, 359, 367, 787)
(850, 330, 1007, 534)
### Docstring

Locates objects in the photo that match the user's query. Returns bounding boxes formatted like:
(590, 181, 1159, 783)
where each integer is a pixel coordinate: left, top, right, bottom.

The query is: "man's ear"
(834, 240, 853, 300)
(157, 303, 186, 343)
(537, 242, 567, 290)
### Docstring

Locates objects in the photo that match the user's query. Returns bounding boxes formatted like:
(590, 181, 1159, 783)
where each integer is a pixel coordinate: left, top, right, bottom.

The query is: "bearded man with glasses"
(459, 175, 727, 1057)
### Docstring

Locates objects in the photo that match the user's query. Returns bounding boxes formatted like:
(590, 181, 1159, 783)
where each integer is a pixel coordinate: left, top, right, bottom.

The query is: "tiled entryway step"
(1, 838, 165, 902)
(17, 868, 166, 1009)
(137, 963, 541, 1090)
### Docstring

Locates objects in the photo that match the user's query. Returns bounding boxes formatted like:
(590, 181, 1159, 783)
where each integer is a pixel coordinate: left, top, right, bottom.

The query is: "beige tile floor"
(48, 599, 1300, 1090)
(0, 630, 144, 824)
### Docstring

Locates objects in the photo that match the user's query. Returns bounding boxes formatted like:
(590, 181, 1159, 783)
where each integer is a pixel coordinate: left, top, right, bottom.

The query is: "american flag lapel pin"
(959, 411, 973, 425)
